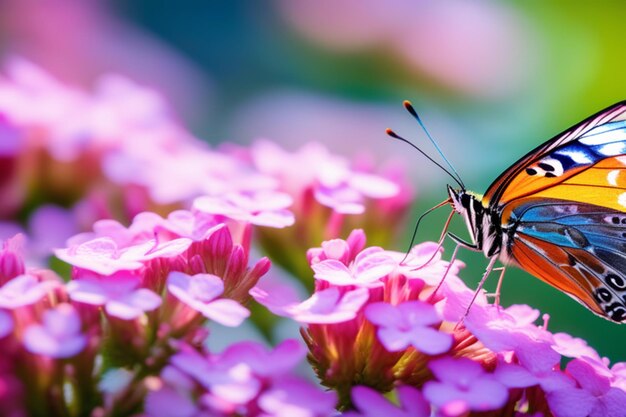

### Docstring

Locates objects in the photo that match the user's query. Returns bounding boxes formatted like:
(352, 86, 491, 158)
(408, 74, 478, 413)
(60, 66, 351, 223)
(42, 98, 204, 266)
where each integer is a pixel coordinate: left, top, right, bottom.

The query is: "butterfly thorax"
(447, 186, 509, 260)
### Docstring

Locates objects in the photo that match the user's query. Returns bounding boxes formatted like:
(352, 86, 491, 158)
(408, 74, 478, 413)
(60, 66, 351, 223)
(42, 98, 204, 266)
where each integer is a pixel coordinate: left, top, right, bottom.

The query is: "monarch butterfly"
(389, 101, 626, 322)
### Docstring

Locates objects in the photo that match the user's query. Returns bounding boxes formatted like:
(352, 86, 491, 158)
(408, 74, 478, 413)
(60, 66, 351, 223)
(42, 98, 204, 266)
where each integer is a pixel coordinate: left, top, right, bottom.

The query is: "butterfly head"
(447, 185, 495, 254)
(447, 186, 483, 217)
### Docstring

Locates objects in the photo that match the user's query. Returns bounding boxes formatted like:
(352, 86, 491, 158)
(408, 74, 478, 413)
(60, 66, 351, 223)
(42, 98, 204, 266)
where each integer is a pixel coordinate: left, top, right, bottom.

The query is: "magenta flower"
(23, 304, 87, 358)
(0, 234, 25, 284)
(464, 303, 559, 372)
(423, 357, 509, 414)
(547, 358, 626, 417)
(144, 384, 197, 417)
(343, 385, 430, 417)
(311, 247, 395, 286)
(67, 272, 161, 320)
(0, 310, 14, 338)
(166, 271, 250, 327)
(365, 301, 452, 354)
(252, 284, 369, 324)
(552, 332, 603, 361)
(155, 340, 328, 416)
(56, 235, 193, 276)
(0, 274, 58, 309)
(257, 377, 337, 417)
(249, 140, 399, 215)
(307, 229, 366, 265)
(193, 190, 295, 228)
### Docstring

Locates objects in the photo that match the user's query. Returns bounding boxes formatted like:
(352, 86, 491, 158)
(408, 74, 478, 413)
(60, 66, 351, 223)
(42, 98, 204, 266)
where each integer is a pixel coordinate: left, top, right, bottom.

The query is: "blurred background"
(1, 0, 625, 359)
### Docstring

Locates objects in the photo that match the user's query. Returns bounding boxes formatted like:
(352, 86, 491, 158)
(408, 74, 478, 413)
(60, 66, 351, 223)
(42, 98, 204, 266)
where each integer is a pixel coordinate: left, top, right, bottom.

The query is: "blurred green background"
(2, 1, 625, 360)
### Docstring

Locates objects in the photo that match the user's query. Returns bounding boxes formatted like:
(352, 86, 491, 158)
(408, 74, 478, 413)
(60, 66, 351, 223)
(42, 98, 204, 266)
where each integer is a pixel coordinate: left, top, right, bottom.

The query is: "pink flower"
(193, 190, 295, 228)
(250, 140, 399, 215)
(252, 285, 369, 324)
(307, 229, 366, 265)
(0, 234, 26, 286)
(257, 377, 337, 417)
(552, 332, 603, 361)
(311, 247, 395, 286)
(56, 234, 193, 276)
(464, 303, 559, 372)
(0, 310, 14, 338)
(343, 385, 430, 417)
(166, 271, 250, 327)
(67, 272, 161, 320)
(0, 274, 58, 309)
(365, 301, 452, 354)
(423, 357, 509, 414)
(547, 358, 626, 417)
(23, 304, 87, 358)
(155, 340, 328, 416)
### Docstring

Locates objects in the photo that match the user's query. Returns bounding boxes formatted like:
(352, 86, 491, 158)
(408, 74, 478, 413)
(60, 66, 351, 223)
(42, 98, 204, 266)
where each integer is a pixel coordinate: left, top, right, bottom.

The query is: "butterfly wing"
(507, 199, 626, 321)
(482, 102, 626, 322)
(483, 101, 626, 208)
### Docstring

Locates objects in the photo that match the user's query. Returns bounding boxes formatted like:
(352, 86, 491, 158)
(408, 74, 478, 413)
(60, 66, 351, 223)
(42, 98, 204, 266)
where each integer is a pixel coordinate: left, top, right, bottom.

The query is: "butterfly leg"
(486, 267, 507, 308)
(427, 243, 460, 302)
(461, 255, 499, 321)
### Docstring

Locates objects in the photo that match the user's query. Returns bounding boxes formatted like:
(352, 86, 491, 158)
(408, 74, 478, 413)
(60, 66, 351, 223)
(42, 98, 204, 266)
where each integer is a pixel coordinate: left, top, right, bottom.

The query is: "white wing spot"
(598, 142, 626, 156)
(608, 170, 620, 186)
(618, 192, 626, 208)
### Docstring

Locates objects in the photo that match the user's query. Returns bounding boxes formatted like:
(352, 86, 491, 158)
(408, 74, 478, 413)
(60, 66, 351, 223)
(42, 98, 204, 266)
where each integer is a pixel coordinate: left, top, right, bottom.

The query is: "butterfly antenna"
(386, 128, 464, 189)
(400, 197, 451, 264)
(402, 100, 465, 189)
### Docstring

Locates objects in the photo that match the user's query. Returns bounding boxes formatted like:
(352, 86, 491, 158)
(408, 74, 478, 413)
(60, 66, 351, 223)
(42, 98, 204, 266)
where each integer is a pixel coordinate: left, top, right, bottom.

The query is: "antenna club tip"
(403, 100, 417, 116)
(385, 128, 398, 138)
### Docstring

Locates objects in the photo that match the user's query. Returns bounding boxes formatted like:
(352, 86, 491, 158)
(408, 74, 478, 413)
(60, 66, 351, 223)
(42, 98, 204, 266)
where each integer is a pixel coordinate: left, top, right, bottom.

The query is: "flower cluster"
(1, 58, 625, 417)
(0, 205, 277, 415)
(145, 340, 337, 417)
(254, 230, 626, 416)
(0, 59, 408, 271)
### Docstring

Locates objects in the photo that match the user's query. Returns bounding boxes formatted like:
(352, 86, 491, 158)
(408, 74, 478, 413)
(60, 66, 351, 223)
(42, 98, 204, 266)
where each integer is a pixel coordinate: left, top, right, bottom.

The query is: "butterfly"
(390, 101, 626, 323)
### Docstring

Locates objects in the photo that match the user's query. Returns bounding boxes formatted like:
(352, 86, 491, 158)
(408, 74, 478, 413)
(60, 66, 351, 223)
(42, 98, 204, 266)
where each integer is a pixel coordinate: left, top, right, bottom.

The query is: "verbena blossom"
(166, 271, 250, 327)
(253, 229, 626, 415)
(23, 303, 87, 358)
(1, 59, 624, 417)
(342, 385, 430, 417)
(236, 140, 413, 282)
(145, 340, 338, 417)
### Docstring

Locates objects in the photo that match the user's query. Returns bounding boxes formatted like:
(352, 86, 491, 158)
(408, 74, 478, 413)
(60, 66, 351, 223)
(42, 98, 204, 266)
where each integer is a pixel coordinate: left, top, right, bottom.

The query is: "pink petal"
(567, 359, 610, 396)
(547, 388, 595, 417)
(248, 209, 295, 228)
(144, 387, 197, 417)
(493, 363, 539, 388)
(398, 301, 441, 326)
(378, 327, 411, 351)
(465, 378, 509, 410)
(410, 327, 453, 355)
(321, 239, 350, 261)
(124, 288, 162, 311)
(311, 259, 354, 285)
(365, 302, 402, 327)
(0, 310, 13, 338)
(353, 251, 395, 283)
(350, 386, 402, 414)
(349, 172, 399, 198)
(105, 300, 144, 320)
(200, 298, 250, 327)
(397, 385, 430, 417)
(591, 388, 626, 417)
